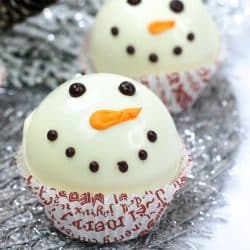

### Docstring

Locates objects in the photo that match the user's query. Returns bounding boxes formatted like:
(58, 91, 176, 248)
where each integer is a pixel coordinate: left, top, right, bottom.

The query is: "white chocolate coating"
(90, 0, 221, 77)
(23, 74, 182, 194)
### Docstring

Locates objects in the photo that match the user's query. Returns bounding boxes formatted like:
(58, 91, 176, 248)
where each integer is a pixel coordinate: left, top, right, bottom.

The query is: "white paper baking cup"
(81, 28, 224, 114)
(16, 146, 192, 243)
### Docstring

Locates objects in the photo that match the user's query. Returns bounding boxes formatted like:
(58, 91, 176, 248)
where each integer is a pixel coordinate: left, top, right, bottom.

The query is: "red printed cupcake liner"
(135, 67, 217, 114)
(16, 146, 192, 243)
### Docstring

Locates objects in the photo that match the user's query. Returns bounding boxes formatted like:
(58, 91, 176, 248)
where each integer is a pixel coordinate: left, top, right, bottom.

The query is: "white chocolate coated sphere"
(23, 74, 182, 194)
(90, 0, 221, 77)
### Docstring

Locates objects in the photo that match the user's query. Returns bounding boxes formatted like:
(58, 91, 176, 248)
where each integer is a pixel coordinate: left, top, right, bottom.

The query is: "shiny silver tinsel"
(0, 0, 245, 249)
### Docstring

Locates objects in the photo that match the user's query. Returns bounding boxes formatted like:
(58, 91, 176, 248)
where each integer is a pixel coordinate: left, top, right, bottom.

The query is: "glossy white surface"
(23, 73, 182, 194)
(90, 0, 221, 77)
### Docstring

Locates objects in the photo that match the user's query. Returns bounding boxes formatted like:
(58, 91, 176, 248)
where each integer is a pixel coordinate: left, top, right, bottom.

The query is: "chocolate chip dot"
(127, 0, 141, 5)
(147, 130, 158, 142)
(111, 26, 119, 36)
(170, 0, 184, 13)
(173, 46, 183, 56)
(149, 53, 158, 63)
(119, 81, 136, 96)
(187, 32, 195, 41)
(139, 150, 148, 161)
(69, 83, 86, 97)
(117, 161, 129, 173)
(126, 45, 135, 55)
(47, 130, 58, 141)
(89, 161, 99, 173)
(65, 147, 75, 158)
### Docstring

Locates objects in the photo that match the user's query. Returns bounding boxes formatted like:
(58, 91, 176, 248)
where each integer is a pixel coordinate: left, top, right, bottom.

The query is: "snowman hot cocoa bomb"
(88, 0, 221, 113)
(21, 73, 192, 243)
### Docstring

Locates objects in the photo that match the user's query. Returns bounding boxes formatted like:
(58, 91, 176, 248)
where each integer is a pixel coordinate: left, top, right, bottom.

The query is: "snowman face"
(90, 0, 220, 77)
(23, 74, 182, 194)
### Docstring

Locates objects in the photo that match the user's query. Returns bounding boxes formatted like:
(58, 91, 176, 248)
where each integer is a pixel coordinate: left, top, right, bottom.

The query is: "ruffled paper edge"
(15, 145, 192, 242)
(16, 144, 192, 204)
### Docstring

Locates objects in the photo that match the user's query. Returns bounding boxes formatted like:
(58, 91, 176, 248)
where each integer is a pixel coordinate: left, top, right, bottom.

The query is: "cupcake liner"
(0, 61, 6, 86)
(80, 27, 223, 114)
(16, 145, 192, 243)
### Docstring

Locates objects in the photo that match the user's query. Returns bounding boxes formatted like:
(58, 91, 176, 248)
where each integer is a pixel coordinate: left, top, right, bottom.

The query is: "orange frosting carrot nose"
(90, 108, 142, 130)
(148, 20, 175, 35)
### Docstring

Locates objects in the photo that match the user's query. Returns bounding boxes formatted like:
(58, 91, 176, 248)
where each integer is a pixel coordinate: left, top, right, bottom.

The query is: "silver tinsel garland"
(0, 0, 247, 249)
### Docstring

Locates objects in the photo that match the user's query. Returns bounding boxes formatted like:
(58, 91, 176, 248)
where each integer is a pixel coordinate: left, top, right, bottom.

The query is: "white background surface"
(203, 15, 250, 250)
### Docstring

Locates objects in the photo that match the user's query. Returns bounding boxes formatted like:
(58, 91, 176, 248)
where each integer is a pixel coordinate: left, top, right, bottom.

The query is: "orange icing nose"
(148, 20, 175, 35)
(90, 108, 142, 130)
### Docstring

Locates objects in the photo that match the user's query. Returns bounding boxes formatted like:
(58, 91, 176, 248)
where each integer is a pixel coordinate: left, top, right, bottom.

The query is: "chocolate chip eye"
(65, 147, 75, 158)
(187, 32, 195, 42)
(47, 130, 58, 141)
(117, 161, 129, 173)
(69, 83, 86, 97)
(119, 81, 136, 96)
(149, 53, 159, 63)
(126, 45, 136, 55)
(127, 0, 141, 5)
(147, 130, 158, 142)
(170, 0, 184, 13)
(89, 161, 99, 173)
(173, 46, 183, 56)
(138, 150, 148, 161)
(111, 26, 119, 36)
